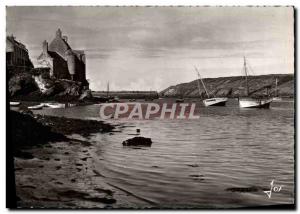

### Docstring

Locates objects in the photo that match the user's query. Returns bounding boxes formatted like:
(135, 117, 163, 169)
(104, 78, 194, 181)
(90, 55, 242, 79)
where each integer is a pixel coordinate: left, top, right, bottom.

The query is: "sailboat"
(272, 78, 282, 101)
(239, 57, 273, 108)
(195, 67, 228, 107)
(106, 81, 120, 102)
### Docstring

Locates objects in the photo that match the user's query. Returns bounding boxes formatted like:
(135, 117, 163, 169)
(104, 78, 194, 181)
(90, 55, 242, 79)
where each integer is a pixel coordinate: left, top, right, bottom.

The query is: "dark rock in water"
(186, 164, 199, 167)
(122, 137, 152, 147)
(226, 186, 266, 193)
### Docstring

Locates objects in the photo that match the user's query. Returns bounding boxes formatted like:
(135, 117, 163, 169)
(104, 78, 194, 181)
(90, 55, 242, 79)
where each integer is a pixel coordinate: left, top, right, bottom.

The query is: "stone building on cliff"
(37, 29, 88, 87)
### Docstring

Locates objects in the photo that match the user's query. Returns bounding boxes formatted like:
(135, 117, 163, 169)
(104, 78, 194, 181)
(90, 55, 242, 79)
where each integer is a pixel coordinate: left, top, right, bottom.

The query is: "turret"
(56, 28, 62, 38)
(42, 40, 48, 54)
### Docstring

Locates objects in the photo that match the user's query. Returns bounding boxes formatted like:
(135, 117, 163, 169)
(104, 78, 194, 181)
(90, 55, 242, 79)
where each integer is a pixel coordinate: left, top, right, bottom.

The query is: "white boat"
(239, 57, 273, 108)
(66, 103, 77, 107)
(28, 104, 44, 110)
(239, 97, 273, 108)
(10, 101, 21, 106)
(43, 103, 66, 108)
(203, 97, 228, 107)
(272, 97, 282, 101)
(195, 67, 228, 107)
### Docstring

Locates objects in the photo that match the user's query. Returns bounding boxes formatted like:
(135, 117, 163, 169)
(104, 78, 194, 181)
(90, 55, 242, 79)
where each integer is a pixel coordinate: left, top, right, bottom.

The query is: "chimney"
(56, 28, 62, 38)
(62, 36, 68, 42)
(43, 40, 48, 53)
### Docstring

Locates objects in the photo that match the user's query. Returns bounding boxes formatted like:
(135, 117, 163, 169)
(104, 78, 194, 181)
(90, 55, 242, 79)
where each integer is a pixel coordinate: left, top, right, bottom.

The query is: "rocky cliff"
(160, 74, 294, 98)
(8, 68, 90, 102)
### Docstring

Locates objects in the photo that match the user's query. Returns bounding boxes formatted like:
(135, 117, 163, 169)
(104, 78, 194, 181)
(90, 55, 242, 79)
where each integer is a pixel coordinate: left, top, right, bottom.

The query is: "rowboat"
(43, 103, 66, 108)
(10, 102, 21, 106)
(28, 104, 44, 110)
(176, 98, 184, 103)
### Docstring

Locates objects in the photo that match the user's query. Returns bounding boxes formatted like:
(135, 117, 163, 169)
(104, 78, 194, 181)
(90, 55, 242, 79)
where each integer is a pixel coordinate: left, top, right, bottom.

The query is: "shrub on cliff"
(9, 72, 38, 97)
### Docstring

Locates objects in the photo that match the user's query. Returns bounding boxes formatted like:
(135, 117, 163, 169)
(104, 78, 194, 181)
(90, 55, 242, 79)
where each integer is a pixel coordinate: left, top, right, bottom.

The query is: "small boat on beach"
(176, 98, 184, 103)
(195, 67, 228, 107)
(109, 96, 120, 103)
(239, 57, 273, 108)
(28, 104, 44, 110)
(10, 101, 21, 106)
(43, 103, 66, 109)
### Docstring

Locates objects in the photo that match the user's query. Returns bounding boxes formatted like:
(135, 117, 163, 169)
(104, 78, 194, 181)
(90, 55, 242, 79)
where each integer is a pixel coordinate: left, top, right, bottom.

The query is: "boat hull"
(28, 104, 44, 110)
(10, 102, 20, 106)
(239, 98, 273, 108)
(203, 98, 228, 107)
(272, 97, 282, 102)
(43, 103, 66, 109)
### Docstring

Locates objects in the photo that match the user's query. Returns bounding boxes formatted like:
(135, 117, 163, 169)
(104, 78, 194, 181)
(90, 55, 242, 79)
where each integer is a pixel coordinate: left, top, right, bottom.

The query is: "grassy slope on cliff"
(160, 74, 294, 98)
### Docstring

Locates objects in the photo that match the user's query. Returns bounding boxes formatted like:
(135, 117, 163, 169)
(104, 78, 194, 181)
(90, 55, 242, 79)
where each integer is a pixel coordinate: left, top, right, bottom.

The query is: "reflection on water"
(32, 98, 294, 208)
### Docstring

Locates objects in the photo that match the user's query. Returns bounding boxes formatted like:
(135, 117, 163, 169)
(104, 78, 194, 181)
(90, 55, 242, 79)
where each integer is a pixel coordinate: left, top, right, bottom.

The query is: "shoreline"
(10, 110, 150, 208)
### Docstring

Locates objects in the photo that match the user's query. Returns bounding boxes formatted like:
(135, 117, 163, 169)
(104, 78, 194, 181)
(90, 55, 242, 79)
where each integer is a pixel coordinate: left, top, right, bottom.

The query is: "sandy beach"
(11, 111, 150, 208)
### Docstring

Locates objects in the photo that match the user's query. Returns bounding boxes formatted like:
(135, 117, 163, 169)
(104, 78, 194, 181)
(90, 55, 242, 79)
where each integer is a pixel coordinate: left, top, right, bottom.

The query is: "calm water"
(33, 98, 294, 208)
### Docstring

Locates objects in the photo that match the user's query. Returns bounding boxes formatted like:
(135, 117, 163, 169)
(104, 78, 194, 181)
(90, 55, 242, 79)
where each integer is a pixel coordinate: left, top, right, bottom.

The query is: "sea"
(32, 98, 294, 208)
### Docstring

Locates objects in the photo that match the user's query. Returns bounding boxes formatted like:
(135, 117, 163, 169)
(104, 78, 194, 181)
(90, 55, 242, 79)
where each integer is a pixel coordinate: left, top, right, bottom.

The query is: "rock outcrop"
(9, 110, 66, 153)
(9, 68, 89, 101)
(79, 89, 93, 101)
(9, 72, 38, 97)
(160, 74, 294, 98)
(122, 137, 153, 147)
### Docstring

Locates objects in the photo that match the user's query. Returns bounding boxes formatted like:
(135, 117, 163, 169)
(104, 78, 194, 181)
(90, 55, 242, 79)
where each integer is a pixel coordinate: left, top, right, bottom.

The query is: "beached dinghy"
(195, 67, 228, 107)
(10, 102, 21, 106)
(239, 57, 273, 108)
(28, 104, 44, 110)
(43, 103, 66, 108)
(176, 98, 184, 103)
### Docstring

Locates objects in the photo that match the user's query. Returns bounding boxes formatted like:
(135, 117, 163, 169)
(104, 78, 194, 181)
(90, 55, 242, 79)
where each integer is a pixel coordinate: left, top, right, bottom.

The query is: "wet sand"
(12, 111, 150, 208)
(15, 138, 150, 208)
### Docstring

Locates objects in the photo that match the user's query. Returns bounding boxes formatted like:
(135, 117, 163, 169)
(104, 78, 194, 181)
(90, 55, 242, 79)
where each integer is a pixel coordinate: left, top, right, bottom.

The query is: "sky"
(6, 6, 294, 91)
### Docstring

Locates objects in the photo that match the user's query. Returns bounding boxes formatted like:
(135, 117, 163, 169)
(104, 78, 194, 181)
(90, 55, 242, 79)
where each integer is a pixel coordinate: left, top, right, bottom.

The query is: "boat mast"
(194, 67, 202, 98)
(275, 78, 278, 97)
(107, 81, 109, 97)
(244, 56, 249, 96)
(195, 67, 210, 98)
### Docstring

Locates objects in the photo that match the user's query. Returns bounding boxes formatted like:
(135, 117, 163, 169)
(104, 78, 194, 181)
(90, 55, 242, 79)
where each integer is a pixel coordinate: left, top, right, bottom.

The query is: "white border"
(0, 1, 298, 214)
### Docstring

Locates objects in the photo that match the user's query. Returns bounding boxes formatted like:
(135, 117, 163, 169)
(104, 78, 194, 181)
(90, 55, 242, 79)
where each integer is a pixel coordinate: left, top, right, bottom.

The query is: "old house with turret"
(37, 29, 88, 87)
